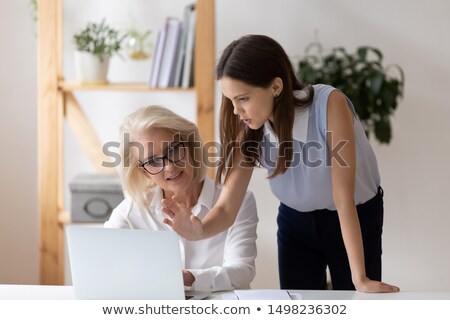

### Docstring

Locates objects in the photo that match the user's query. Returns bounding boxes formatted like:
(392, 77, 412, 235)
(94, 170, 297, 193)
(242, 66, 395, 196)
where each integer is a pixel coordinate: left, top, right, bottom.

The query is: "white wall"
(1, 0, 449, 291)
(0, 1, 38, 284)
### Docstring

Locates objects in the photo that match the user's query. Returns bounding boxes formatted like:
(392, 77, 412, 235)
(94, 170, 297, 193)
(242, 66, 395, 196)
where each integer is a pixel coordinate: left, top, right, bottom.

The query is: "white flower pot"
(74, 51, 110, 83)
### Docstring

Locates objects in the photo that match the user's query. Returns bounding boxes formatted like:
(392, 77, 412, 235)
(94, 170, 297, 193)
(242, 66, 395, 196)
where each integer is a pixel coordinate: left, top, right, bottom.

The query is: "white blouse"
(104, 177, 258, 292)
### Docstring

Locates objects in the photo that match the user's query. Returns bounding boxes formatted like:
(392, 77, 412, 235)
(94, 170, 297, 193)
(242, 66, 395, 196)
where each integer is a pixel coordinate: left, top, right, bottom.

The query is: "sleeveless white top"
(260, 84, 380, 212)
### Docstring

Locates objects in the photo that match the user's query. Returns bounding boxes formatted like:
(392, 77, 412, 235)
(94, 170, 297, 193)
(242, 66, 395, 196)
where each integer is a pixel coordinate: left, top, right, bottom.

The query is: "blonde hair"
(120, 106, 207, 209)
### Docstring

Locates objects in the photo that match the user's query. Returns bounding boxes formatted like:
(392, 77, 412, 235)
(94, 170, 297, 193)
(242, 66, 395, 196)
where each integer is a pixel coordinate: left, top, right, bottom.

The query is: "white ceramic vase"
(74, 51, 110, 83)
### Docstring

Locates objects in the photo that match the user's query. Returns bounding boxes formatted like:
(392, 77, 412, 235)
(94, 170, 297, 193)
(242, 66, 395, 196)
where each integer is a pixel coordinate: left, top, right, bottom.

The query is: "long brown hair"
(216, 34, 313, 184)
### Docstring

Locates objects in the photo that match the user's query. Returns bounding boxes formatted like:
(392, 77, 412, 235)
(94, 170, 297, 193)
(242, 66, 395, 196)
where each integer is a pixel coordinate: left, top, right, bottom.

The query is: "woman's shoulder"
(110, 195, 135, 216)
(312, 84, 337, 97)
(242, 190, 256, 207)
(104, 196, 134, 228)
(293, 85, 337, 112)
(305, 84, 342, 114)
(235, 190, 258, 223)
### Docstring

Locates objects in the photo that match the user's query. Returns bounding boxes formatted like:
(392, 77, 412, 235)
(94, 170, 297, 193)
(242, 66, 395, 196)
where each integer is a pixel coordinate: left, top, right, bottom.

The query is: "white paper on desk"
(288, 292, 303, 300)
(234, 290, 296, 300)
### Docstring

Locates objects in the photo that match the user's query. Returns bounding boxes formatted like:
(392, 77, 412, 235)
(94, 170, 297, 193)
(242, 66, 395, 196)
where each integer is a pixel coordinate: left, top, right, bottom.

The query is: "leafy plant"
(30, 0, 38, 22)
(74, 19, 127, 62)
(126, 27, 152, 60)
(297, 43, 405, 143)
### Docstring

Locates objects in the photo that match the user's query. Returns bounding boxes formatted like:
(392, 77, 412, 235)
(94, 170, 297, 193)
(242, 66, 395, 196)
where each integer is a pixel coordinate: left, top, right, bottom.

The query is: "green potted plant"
(125, 27, 153, 61)
(297, 43, 405, 143)
(73, 19, 126, 83)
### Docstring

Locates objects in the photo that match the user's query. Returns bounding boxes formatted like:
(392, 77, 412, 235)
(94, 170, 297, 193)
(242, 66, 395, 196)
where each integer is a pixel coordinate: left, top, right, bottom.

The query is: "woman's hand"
(354, 276, 400, 293)
(182, 270, 195, 287)
(162, 195, 204, 241)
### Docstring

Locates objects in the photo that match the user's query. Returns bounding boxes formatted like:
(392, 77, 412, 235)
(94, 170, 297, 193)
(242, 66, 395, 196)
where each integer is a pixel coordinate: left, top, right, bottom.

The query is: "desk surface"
(1, 285, 449, 300)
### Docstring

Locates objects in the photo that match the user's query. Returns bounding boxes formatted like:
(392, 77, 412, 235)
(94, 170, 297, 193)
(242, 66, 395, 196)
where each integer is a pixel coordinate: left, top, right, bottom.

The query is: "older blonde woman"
(105, 106, 258, 292)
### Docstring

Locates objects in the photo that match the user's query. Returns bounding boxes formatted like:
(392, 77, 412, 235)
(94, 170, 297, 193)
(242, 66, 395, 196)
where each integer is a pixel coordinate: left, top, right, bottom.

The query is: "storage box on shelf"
(70, 173, 124, 223)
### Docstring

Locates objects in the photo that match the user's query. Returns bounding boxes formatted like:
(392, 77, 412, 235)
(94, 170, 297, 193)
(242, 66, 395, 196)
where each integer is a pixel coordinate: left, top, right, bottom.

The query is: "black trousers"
(277, 187, 384, 290)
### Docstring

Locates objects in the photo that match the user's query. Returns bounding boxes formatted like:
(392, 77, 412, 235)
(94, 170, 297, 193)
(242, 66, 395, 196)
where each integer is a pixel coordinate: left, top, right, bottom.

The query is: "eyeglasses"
(138, 141, 186, 175)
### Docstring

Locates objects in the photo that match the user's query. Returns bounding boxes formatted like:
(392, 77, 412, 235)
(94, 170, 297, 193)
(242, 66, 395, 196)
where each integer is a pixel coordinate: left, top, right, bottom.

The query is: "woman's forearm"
(336, 203, 367, 284)
(201, 164, 254, 239)
(201, 205, 237, 238)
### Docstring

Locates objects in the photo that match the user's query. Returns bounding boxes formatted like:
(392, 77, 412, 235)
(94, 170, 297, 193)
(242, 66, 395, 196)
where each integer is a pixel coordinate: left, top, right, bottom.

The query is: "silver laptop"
(66, 226, 210, 300)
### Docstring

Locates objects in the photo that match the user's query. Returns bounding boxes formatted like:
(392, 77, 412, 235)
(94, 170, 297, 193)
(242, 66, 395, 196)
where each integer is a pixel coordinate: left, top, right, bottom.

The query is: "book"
(149, 29, 166, 87)
(181, 8, 196, 88)
(157, 17, 182, 88)
(174, 4, 195, 88)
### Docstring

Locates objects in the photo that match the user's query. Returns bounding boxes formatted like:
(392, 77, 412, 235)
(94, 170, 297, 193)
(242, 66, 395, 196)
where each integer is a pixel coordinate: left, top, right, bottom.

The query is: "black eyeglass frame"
(138, 141, 186, 175)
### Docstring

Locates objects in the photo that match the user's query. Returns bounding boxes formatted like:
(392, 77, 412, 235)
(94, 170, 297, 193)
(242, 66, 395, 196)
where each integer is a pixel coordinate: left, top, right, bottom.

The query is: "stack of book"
(149, 4, 196, 88)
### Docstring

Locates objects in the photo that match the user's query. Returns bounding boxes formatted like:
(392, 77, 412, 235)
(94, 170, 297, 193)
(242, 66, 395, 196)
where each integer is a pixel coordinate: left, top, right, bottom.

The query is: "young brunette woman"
(162, 35, 399, 293)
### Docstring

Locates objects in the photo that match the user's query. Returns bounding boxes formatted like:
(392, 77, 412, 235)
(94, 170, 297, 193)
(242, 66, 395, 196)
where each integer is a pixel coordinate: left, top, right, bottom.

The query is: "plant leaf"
(370, 70, 384, 95)
(357, 47, 368, 61)
(374, 118, 392, 143)
(367, 47, 383, 62)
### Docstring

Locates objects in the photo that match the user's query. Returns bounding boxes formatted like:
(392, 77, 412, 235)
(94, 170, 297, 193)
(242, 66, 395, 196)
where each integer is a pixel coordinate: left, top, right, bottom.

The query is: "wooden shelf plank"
(58, 211, 70, 225)
(38, 0, 65, 285)
(196, 0, 216, 179)
(65, 92, 118, 174)
(59, 82, 195, 92)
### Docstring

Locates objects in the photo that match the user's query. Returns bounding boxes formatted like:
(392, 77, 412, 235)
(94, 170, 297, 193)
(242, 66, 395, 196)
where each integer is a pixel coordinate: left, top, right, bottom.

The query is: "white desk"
(1, 285, 449, 300)
(0, 285, 76, 300)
